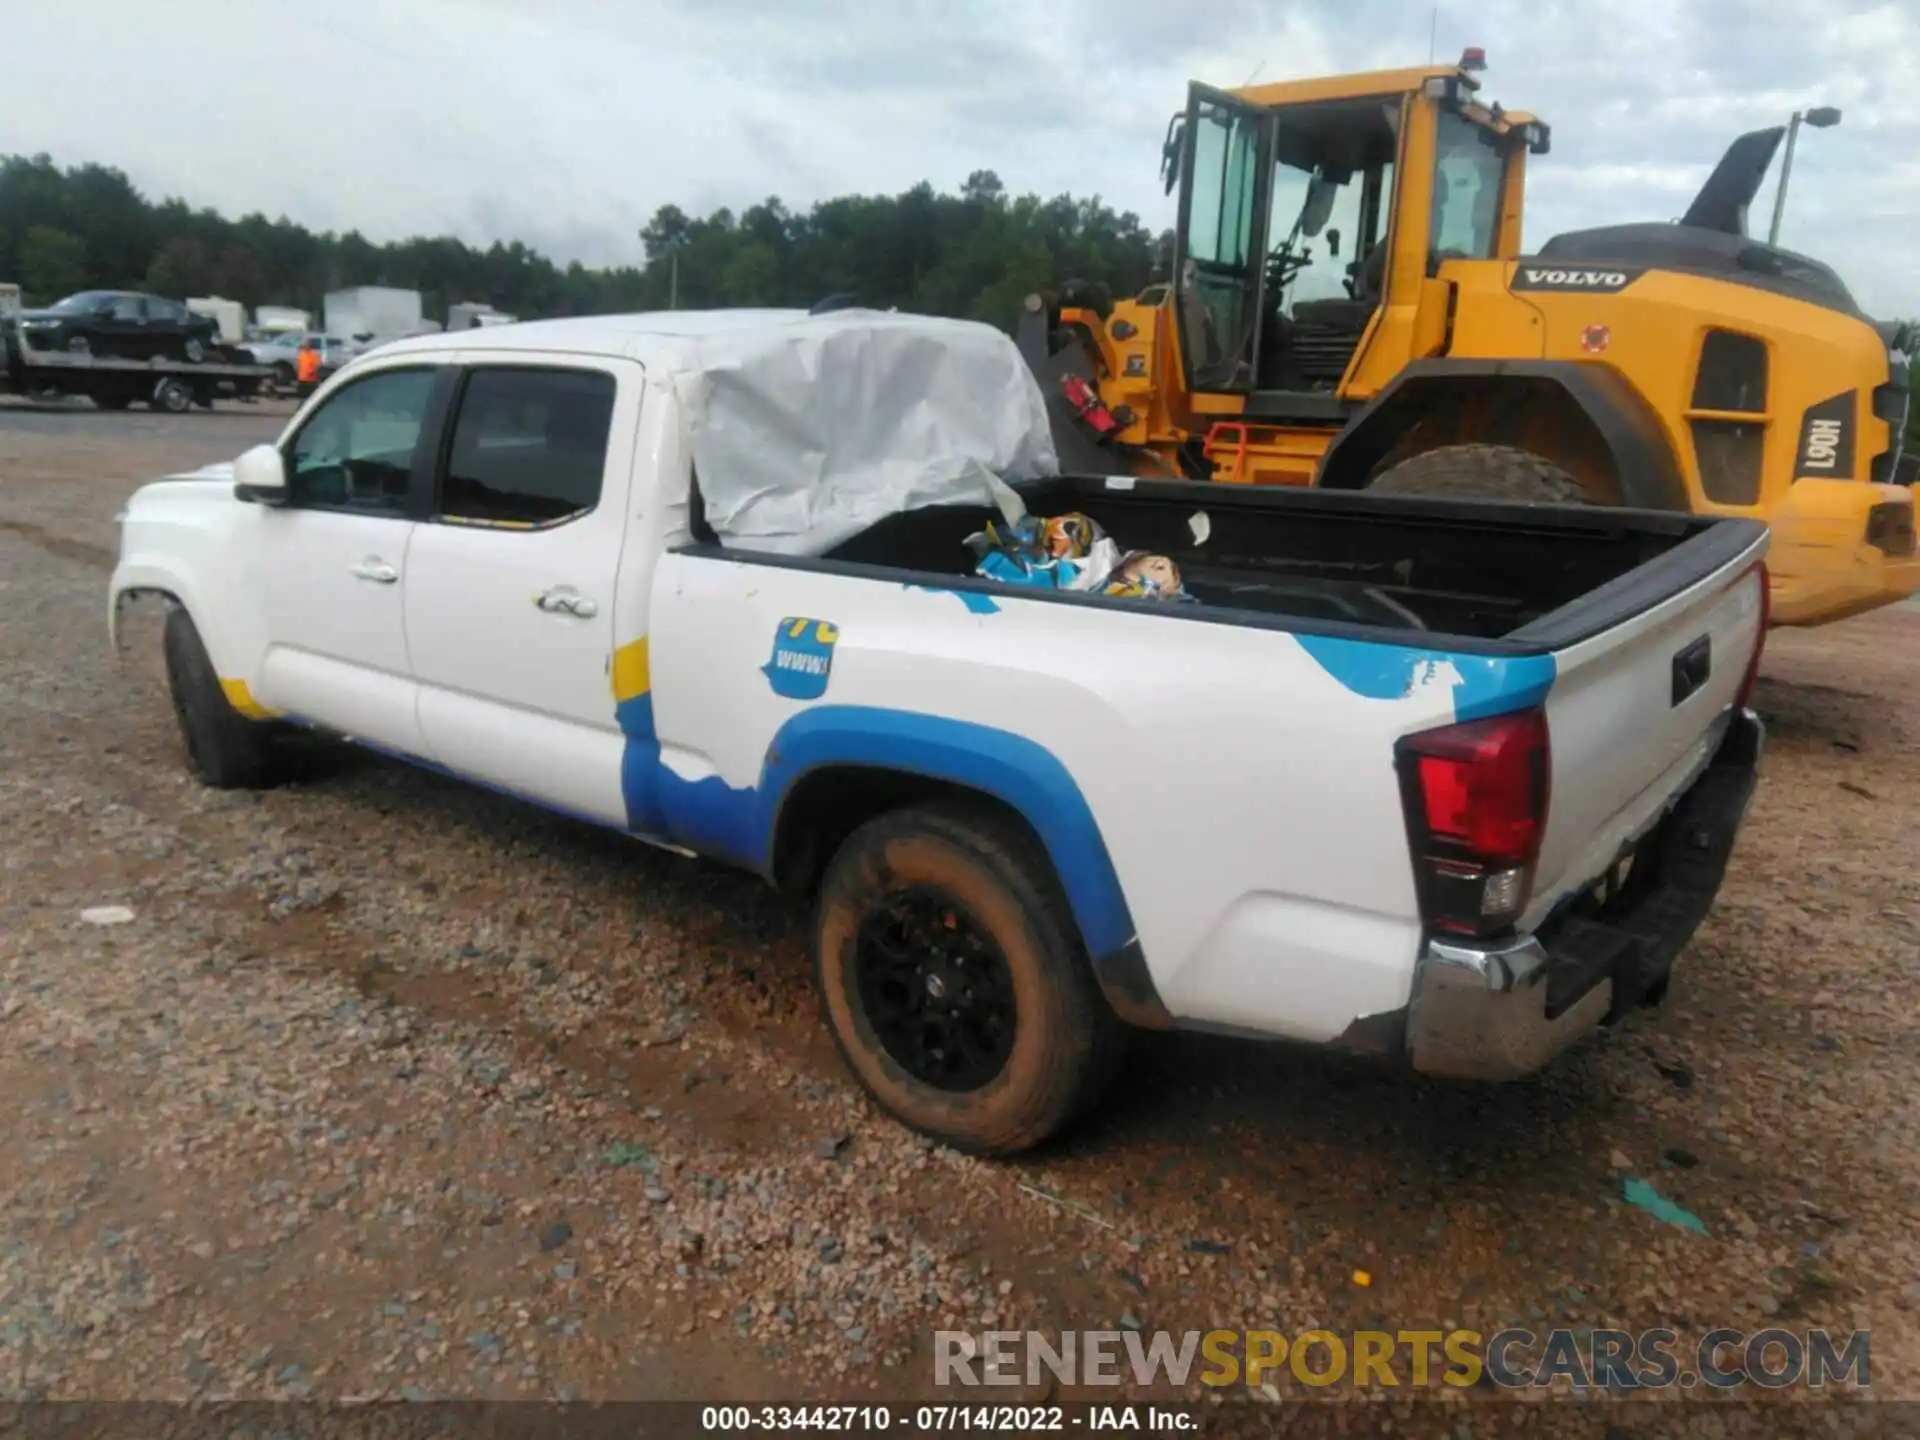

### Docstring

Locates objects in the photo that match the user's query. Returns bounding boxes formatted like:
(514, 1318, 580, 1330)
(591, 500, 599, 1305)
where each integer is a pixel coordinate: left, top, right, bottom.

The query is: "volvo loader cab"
(1019, 50, 1920, 627)
(1169, 69, 1513, 408)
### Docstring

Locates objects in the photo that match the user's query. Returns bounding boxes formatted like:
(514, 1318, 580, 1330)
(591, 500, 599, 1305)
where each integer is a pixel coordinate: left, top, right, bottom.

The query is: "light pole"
(639, 230, 684, 310)
(1767, 105, 1842, 247)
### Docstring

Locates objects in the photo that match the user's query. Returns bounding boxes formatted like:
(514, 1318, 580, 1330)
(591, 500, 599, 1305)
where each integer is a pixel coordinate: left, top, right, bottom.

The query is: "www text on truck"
(1020, 49, 1915, 629)
(110, 309, 1770, 1154)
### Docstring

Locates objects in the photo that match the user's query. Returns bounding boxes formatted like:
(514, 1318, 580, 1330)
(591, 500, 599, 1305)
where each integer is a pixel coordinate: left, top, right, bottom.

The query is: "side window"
(108, 296, 143, 321)
(1430, 111, 1505, 261)
(286, 367, 438, 513)
(439, 367, 615, 526)
(147, 298, 184, 323)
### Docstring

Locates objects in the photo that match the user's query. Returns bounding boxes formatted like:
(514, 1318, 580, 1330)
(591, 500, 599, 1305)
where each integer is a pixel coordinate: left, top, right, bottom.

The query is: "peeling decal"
(904, 583, 1001, 615)
(1293, 634, 1556, 722)
(763, 617, 840, 699)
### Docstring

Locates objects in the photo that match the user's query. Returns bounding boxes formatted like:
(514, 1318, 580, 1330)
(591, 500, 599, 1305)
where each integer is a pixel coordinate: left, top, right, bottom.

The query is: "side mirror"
(233, 443, 289, 505)
(1160, 112, 1185, 196)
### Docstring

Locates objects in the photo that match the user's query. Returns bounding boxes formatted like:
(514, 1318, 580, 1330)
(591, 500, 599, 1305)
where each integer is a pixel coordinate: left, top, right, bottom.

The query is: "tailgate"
(1524, 544, 1767, 928)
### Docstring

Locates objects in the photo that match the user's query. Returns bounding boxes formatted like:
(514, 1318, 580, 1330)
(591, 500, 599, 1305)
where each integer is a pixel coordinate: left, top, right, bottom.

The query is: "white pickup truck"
(110, 309, 1770, 1155)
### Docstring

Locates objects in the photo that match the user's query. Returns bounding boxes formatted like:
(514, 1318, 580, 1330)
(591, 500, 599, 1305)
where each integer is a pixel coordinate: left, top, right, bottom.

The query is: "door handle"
(534, 586, 597, 618)
(348, 558, 398, 584)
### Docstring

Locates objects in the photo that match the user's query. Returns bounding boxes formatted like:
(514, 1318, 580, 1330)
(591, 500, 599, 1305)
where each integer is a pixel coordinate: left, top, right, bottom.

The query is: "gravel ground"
(1, 404, 1916, 1429)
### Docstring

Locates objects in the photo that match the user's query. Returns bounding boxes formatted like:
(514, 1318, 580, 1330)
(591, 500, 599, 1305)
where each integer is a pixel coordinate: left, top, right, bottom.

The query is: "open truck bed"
(820, 473, 1754, 644)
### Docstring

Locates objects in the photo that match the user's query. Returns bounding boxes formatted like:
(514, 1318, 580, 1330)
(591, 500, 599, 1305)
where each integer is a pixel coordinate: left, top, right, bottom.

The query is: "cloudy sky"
(8, 0, 1918, 315)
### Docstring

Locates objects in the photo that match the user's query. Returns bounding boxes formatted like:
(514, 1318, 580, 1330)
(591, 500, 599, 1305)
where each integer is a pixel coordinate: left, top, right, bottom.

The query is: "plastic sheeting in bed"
(672, 308, 1058, 556)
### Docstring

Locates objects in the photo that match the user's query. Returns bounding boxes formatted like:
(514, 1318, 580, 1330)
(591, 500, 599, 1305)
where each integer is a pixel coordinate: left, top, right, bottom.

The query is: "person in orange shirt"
(295, 338, 322, 398)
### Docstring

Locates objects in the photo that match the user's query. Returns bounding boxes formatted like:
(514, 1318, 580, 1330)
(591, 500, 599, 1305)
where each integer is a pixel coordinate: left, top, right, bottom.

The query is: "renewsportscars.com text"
(935, 1327, 1869, 1391)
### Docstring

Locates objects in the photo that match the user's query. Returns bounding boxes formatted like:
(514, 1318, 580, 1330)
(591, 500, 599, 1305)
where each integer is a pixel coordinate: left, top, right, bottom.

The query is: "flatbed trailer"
(1, 333, 278, 413)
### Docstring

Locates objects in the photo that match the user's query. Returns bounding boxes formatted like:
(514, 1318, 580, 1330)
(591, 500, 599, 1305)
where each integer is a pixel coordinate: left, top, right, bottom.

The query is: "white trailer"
(253, 305, 310, 337)
(448, 302, 516, 331)
(187, 297, 247, 344)
(324, 286, 423, 342)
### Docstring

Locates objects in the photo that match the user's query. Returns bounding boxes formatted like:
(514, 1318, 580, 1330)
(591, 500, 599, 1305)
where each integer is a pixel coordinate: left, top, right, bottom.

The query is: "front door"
(247, 363, 447, 754)
(1172, 83, 1274, 394)
(402, 356, 640, 826)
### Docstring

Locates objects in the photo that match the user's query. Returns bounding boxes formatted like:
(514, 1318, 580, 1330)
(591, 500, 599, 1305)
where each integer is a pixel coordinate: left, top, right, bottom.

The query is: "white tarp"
(671, 308, 1058, 556)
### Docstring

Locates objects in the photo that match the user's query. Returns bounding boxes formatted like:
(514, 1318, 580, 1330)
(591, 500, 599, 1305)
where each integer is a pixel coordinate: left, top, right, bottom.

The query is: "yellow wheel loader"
(1017, 50, 1919, 627)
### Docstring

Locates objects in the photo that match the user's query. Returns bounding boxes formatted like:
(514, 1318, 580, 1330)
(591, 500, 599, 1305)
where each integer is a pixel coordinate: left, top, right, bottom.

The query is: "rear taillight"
(1735, 562, 1768, 710)
(1396, 706, 1550, 937)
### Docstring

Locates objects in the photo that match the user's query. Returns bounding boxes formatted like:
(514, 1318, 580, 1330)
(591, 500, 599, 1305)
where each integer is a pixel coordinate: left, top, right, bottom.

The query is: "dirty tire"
(1367, 443, 1595, 504)
(814, 802, 1121, 1156)
(163, 607, 284, 789)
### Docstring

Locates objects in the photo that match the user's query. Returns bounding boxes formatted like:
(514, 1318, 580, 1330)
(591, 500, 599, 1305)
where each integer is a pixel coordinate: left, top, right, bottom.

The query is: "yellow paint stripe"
(220, 678, 278, 720)
(611, 636, 651, 702)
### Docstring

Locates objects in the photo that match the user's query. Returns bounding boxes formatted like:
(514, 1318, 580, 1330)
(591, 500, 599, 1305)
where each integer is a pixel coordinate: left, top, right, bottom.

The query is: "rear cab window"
(437, 367, 617, 527)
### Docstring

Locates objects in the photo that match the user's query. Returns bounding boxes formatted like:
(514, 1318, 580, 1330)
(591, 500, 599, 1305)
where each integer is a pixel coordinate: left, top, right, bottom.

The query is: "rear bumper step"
(1404, 707, 1764, 1081)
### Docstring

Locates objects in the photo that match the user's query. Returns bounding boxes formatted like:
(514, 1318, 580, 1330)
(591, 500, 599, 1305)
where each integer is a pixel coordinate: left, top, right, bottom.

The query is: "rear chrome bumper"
(1405, 708, 1766, 1081)
(1405, 933, 1613, 1081)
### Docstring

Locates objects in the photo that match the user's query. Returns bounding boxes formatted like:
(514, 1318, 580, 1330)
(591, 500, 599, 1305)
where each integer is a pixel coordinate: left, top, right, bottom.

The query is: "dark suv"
(16, 291, 223, 362)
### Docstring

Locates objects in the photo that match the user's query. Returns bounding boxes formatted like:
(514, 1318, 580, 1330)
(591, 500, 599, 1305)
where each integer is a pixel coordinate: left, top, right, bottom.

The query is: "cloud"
(2, 0, 1916, 314)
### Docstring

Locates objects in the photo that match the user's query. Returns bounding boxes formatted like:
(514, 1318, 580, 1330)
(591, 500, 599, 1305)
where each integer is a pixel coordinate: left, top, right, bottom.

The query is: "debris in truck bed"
(964, 505, 1188, 600)
(1102, 551, 1187, 600)
(967, 509, 1119, 591)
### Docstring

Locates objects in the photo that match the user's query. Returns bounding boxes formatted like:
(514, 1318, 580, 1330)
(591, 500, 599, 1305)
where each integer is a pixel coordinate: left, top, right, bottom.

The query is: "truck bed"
(820, 474, 1752, 645)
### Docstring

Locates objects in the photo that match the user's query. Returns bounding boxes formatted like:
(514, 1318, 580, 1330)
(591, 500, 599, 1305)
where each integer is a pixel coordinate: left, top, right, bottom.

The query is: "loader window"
(1188, 102, 1260, 269)
(1179, 95, 1267, 391)
(1254, 97, 1400, 393)
(1266, 162, 1393, 311)
(1431, 111, 1504, 261)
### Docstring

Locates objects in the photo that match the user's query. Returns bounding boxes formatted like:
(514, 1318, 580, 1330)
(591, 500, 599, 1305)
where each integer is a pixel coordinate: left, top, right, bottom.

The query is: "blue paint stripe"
(617, 692, 1135, 961)
(766, 707, 1137, 959)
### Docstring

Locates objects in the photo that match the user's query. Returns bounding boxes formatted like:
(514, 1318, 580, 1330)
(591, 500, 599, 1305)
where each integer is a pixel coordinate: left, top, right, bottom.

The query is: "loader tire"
(813, 801, 1122, 1156)
(163, 607, 287, 789)
(1366, 443, 1597, 505)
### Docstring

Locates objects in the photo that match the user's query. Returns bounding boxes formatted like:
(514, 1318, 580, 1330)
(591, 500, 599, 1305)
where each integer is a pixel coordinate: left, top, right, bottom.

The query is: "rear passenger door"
(96, 294, 147, 357)
(144, 296, 191, 358)
(403, 355, 643, 826)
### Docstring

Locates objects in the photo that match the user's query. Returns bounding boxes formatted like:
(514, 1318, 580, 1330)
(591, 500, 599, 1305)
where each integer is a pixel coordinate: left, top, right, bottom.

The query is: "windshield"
(1430, 110, 1505, 260)
(50, 291, 116, 313)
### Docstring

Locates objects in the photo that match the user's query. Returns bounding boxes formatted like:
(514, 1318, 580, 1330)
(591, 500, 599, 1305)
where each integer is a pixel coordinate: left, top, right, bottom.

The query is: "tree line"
(0, 153, 1166, 332)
